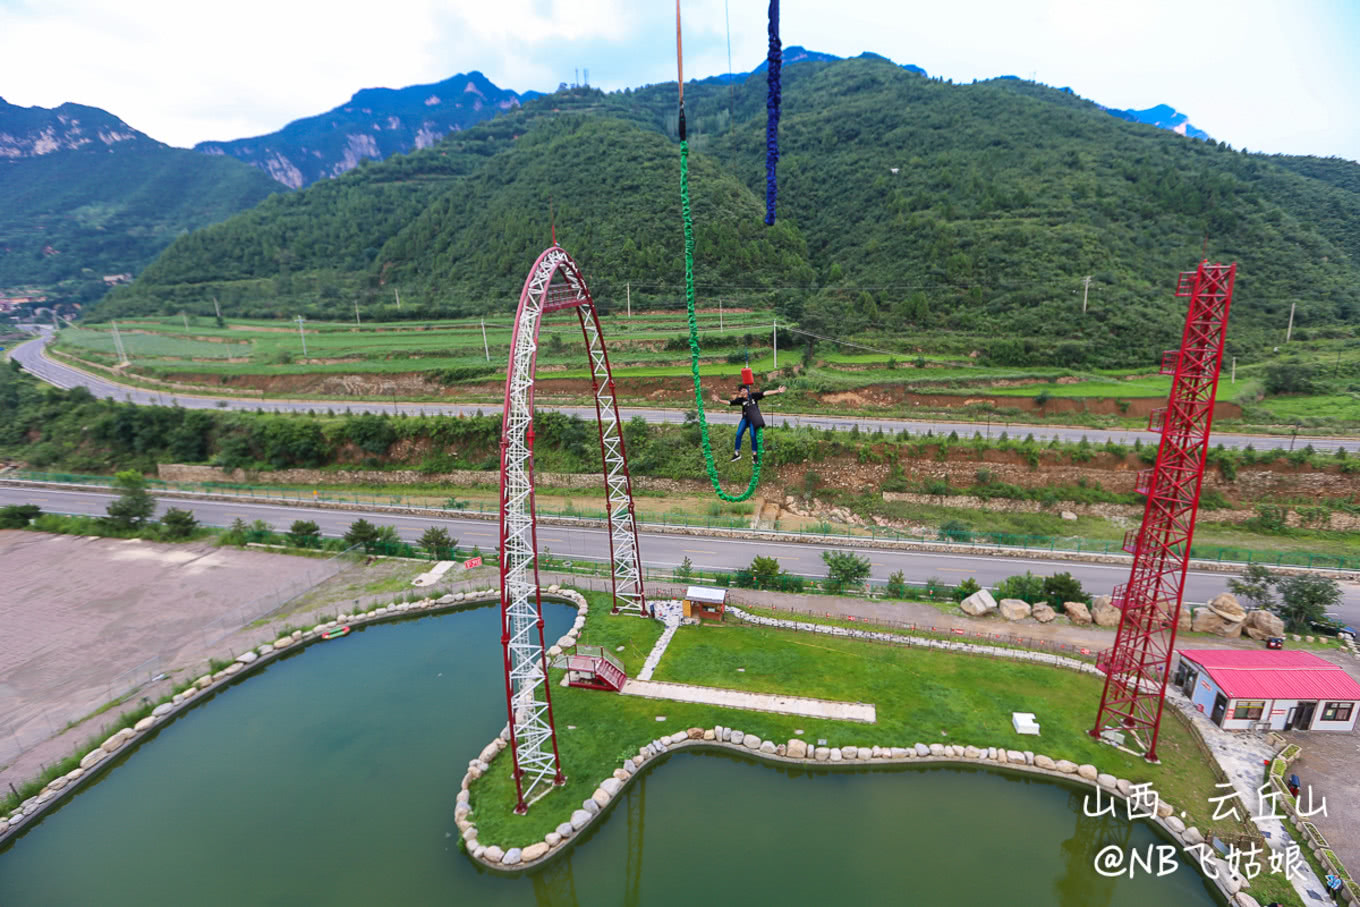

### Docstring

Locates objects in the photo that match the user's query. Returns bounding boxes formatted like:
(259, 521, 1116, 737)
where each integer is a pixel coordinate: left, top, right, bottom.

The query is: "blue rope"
(764, 0, 781, 226)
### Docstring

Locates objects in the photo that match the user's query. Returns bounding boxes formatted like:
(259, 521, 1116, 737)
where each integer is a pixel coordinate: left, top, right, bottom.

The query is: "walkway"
(620, 678, 876, 723)
(1167, 690, 1328, 904)
(636, 599, 682, 681)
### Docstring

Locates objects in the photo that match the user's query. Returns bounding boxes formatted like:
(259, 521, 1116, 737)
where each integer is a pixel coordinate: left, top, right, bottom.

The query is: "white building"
(1175, 649, 1360, 733)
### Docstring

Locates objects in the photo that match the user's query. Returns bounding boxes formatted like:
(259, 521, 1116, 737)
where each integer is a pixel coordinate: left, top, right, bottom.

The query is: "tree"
(374, 524, 401, 554)
(951, 578, 982, 602)
(0, 504, 41, 528)
(419, 526, 455, 560)
(822, 550, 871, 594)
(288, 519, 322, 548)
(344, 518, 380, 551)
(105, 470, 155, 531)
(221, 517, 248, 546)
(159, 507, 199, 540)
(886, 569, 908, 598)
(995, 571, 1045, 603)
(675, 555, 693, 581)
(939, 519, 971, 542)
(1227, 564, 1277, 611)
(1041, 572, 1088, 604)
(1274, 573, 1341, 632)
(749, 555, 783, 589)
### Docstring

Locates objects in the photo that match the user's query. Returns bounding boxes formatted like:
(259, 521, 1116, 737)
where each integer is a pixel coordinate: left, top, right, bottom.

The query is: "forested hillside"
(97, 56, 1360, 366)
(0, 99, 283, 306)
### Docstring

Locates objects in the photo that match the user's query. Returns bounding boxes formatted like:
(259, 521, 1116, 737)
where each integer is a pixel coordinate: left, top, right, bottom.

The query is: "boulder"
(787, 739, 807, 758)
(1244, 609, 1285, 641)
(1006, 750, 1027, 764)
(1192, 609, 1244, 638)
(1235, 892, 1260, 907)
(1097, 773, 1118, 790)
(1090, 596, 1120, 628)
(482, 845, 505, 863)
(1182, 827, 1204, 846)
(236, 651, 257, 664)
(1166, 816, 1185, 834)
(1034, 755, 1056, 770)
(842, 746, 858, 759)
(1077, 764, 1099, 781)
(730, 730, 744, 745)
(1063, 601, 1092, 625)
(569, 809, 592, 831)
(501, 848, 522, 866)
(1060, 511, 1078, 521)
(151, 703, 173, 718)
(1032, 603, 1057, 623)
(998, 599, 1032, 621)
(743, 735, 761, 750)
(600, 778, 623, 796)
(1208, 593, 1246, 622)
(915, 743, 930, 757)
(929, 743, 945, 756)
(1177, 607, 1194, 632)
(960, 589, 998, 617)
(814, 747, 830, 761)
(522, 841, 550, 862)
(79, 749, 105, 770)
(829, 748, 843, 762)
(1055, 760, 1077, 774)
(133, 716, 155, 732)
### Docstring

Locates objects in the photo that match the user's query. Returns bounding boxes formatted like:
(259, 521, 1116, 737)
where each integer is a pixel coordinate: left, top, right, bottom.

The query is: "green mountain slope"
(97, 58, 1360, 366)
(0, 99, 283, 307)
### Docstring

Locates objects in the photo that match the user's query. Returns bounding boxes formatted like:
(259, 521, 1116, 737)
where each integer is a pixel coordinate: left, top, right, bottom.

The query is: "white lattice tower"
(578, 302, 647, 616)
(497, 244, 647, 813)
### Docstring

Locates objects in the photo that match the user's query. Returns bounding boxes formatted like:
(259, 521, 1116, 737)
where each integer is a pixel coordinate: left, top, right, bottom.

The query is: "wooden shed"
(683, 585, 728, 621)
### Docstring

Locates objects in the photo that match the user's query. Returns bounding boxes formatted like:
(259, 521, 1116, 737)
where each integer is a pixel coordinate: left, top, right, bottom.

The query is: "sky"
(1, 0, 1357, 161)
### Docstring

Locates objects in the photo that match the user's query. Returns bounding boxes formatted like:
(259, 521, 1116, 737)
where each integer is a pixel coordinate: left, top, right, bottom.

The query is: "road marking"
(936, 567, 972, 573)
(682, 548, 717, 554)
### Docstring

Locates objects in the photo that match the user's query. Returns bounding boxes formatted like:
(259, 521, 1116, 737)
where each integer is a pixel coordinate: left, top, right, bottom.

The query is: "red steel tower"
(1091, 260, 1237, 761)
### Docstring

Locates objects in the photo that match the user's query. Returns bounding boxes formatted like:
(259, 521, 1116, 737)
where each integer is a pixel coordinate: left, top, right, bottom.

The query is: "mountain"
(1102, 103, 1211, 140)
(194, 72, 523, 188)
(0, 97, 283, 308)
(100, 56, 1360, 368)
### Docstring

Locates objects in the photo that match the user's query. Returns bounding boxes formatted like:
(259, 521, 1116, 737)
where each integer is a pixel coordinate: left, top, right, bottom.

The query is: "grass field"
(469, 591, 1293, 904)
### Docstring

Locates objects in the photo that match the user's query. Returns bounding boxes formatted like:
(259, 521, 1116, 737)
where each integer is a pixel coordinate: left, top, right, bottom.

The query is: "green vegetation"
(470, 591, 1256, 854)
(94, 58, 1359, 383)
(0, 101, 280, 306)
(104, 470, 155, 530)
(821, 549, 872, 593)
(1227, 564, 1345, 632)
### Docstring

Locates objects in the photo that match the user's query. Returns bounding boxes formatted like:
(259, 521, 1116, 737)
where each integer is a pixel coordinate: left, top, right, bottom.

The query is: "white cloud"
(0, 0, 1355, 159)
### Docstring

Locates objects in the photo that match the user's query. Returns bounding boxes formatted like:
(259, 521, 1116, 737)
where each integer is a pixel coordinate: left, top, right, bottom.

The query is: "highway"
(9, 328, 1354, 451)
(7, 485, 1359, 624)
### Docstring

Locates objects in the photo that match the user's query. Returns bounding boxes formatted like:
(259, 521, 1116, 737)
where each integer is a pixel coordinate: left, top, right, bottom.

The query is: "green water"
(0, 603, 1224, 906)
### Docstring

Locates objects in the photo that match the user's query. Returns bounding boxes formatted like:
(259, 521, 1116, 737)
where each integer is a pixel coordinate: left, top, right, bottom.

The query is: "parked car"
(1309, 616, 1357, 639)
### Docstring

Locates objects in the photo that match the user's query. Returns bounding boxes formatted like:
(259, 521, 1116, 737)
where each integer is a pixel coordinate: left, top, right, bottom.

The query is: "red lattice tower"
(1091, 260, 1237, 761)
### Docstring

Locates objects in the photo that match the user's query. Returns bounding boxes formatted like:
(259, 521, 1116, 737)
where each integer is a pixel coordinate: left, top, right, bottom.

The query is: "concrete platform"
(620, 678, 876, 723)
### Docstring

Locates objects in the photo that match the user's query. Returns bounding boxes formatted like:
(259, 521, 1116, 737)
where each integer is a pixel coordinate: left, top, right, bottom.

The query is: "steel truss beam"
(1091, 260, 1237, 762)
(498, 245, 648, 813)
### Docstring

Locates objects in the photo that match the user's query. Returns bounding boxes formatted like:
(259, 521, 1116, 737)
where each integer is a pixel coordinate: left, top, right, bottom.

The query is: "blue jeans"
(735, 418, 758, 453)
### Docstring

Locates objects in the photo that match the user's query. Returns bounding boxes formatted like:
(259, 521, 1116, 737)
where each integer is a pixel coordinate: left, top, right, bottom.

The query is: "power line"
(783, 325, 900, 357)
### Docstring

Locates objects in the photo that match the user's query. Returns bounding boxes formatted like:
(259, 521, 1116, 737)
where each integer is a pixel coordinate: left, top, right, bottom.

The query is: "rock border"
(460, 728, 1258, 905)
(0, 585, 586, 847)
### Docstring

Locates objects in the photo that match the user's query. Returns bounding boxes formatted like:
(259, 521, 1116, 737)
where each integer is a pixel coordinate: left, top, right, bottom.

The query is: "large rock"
(787, 739, 808, 758)
(521, 841, 550, 862)
(1192, 609, 1244, 638)
(1208, 593, 1246, 622)
(1090, 596, 1120, 628)
(1032, 602, 1056, 623)
(1177, 607, 1194, 632)
(1063, 601, 1092, 625)
(569, 809, 592, 831)
(960, 589, 998, 617)
(998, 599, 1032, 621)
(482, 845, 505, 863)
(1244, 609, 1285, 641)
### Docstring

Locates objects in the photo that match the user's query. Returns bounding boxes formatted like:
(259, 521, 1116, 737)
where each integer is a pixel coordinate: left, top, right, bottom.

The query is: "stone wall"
(156, 463, 693, 494)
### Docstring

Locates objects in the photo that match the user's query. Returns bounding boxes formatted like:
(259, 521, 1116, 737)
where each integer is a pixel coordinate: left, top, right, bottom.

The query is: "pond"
(0, 603, 1224, 906)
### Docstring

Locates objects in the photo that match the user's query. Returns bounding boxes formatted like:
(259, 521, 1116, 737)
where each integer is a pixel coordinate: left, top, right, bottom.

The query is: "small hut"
(683, 585, 728, 621)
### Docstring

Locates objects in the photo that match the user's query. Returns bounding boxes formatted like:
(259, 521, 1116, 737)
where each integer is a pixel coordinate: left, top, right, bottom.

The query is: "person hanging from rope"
(718, 383, 786, 461)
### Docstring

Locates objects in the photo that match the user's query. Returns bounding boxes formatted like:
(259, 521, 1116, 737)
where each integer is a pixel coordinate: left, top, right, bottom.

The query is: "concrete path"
(636, 599, 682, 681)
(1167, 689, 1327, 904)
(620, 679, 876, 723)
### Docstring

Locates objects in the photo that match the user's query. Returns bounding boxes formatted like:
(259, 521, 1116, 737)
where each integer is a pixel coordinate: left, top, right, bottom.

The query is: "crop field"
(48, 314, 1360, 432)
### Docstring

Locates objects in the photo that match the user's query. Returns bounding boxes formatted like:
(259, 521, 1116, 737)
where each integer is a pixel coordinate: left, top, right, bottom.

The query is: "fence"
(8, 470, 1358, 571)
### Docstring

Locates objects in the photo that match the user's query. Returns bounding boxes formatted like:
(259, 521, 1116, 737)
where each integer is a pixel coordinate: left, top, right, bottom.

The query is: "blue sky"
(1, 0, 1356, 161)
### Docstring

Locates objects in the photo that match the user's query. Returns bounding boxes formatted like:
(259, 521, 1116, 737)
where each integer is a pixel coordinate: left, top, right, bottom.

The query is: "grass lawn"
(468, 591, 1257, 866)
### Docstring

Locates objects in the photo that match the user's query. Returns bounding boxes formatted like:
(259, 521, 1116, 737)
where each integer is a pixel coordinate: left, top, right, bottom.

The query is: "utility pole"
(353, 299, 361, 327)
(212, 296, 222, 321)
(1231, 357, 1236, 383)
(1285, 302, 1296, 342)
(394, 288, 401, 310)
(110, 320, 129, 365)
(626, 282, 631, 319)
(295, 315, 308, 358)
(772, 319, 778, 370)
(181, 311, 189, 331)
(1081, 275, 1092, 314)
(481, 319, 490, 362)
(719, 297, 723, 331)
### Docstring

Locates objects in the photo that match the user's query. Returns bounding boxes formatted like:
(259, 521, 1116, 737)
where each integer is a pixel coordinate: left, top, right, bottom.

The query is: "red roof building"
(1175, 649, 1360, 733)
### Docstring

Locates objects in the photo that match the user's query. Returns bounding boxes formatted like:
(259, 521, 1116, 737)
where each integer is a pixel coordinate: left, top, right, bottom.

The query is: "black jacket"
(729, 390, 766, 428)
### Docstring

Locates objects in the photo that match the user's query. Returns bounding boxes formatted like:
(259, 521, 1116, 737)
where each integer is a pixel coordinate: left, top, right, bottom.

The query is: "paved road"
(10, 328, 1354, 450)
(9, 485, 1359, 624)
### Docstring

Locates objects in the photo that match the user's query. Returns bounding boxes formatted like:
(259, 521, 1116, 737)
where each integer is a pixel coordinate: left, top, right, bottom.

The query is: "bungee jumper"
(721, 383, 787, 462)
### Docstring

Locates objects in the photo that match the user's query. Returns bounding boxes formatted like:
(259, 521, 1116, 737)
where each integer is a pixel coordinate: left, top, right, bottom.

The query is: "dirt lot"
(0, 531, 341, 766)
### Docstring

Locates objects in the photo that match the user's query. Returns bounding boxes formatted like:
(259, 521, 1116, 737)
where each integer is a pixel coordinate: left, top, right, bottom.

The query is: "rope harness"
(765, 0, 781, 226)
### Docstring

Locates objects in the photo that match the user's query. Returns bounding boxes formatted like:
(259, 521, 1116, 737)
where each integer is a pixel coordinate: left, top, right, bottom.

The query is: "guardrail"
(7, 469, 1360, 571)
